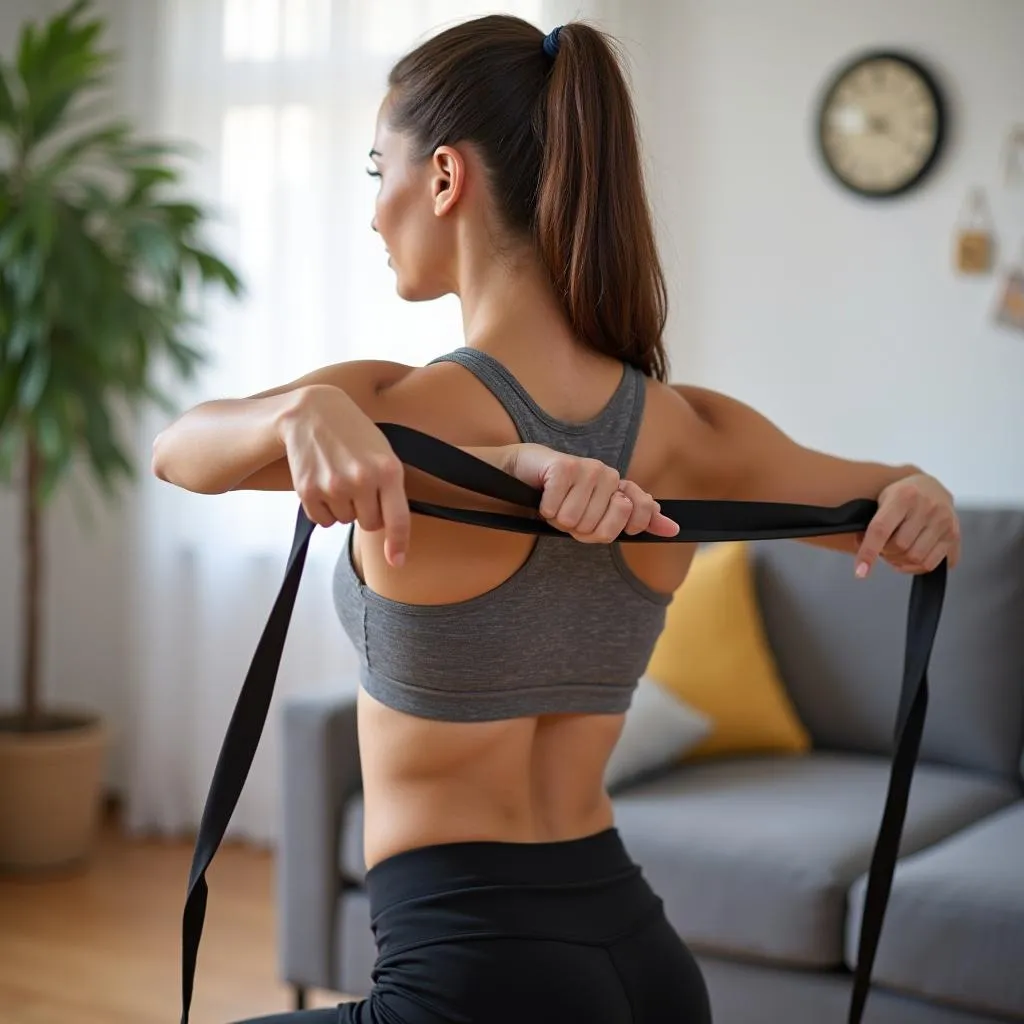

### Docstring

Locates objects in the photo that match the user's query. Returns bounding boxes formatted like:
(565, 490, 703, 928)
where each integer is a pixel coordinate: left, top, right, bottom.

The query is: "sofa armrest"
(276, 691, 362, 990)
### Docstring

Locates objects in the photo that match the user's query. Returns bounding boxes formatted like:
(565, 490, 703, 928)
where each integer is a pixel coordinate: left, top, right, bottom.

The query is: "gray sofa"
(276, 506, 1024, 1023)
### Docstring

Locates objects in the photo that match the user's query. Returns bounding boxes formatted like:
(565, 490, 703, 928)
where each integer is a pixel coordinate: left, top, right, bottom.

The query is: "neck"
(452, 231, 590, 371)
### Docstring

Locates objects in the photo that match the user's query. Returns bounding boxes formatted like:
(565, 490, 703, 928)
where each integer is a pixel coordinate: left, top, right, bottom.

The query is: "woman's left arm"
(674, 384, 961, 578)
(464, 443, 678, 543)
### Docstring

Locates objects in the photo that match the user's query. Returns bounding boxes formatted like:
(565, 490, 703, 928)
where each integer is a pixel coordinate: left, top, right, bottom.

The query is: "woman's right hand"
(278, 385, 411, 567)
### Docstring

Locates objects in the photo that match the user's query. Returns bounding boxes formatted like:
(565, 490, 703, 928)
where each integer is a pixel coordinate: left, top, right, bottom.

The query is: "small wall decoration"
(1002, 125, 1024, 188)
(953, 187, 995, 275)
(994, 264, 1024, 335)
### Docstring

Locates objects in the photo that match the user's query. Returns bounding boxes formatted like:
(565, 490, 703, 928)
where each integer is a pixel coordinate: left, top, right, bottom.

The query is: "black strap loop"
(179, 423, 946, 1024)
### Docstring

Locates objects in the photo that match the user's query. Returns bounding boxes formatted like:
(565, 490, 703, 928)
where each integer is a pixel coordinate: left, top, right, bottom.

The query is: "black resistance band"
(179, 423, 947, 1024)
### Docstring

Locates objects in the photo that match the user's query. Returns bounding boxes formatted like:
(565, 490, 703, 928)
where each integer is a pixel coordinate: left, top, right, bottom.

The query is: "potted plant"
(0, 0, 242, 870)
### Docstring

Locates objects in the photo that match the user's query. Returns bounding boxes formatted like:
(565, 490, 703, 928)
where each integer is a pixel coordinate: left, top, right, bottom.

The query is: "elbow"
(150, 431, 172, 483)
(150, 428, 217, 493)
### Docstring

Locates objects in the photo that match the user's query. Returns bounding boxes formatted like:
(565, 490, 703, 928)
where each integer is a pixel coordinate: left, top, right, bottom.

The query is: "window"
(157, 0, 545, 552)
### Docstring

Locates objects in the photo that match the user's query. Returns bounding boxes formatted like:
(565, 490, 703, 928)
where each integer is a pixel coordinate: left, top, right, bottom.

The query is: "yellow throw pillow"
(645, 541, 811, 760)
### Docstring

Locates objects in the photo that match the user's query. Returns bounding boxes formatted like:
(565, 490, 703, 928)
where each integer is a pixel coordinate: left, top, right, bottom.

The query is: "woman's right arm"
(152, 358, 677, 567)
(150, 359, 414, 495)
(152, 360, 418, 565)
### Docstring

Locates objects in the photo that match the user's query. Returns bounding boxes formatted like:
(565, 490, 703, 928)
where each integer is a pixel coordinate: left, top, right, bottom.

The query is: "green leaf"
(0, 212, 30, 265)
(18, 2, 98, 85)
(155, 201, 204, 230)
(128, 219, 179, 276)
(117, 138, 199, 169)
(6, 315, 42, 360)
(126, 166, 180, 206)
(79, 388, 133, 497)
(34, 120, 132, 182)
(29, 65, 108, 145)
(46, 197, 105, 301)
(17, 2, 113, 148)
(24, 188, 56, 257)
(163, 335, 208, 377)
(6, 248, 45, 308)
(16, 22, 40, 81)
(34, 400, 74, 478)
(0, 361, 19, 428)
(0, 65, 18, 131)
(187, 246, 245, 295)
(17, 347, 50, 410)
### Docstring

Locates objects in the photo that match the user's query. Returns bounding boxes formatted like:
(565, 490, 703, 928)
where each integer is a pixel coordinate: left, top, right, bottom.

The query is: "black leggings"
(233, 827, 711, 1024)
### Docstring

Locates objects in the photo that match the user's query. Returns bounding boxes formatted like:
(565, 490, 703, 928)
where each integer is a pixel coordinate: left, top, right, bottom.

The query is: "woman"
(152, 16, 960, 1024)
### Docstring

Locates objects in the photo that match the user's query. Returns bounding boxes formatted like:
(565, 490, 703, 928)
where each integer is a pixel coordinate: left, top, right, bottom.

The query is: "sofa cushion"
(694, 954, 1014, 1024)
(846, 801, 1024, 1020)
(612, 752, 1018, 968)
(753, 507, 1024, 780)
(644, 541, 811, 760)
(604, 677, 712, 793)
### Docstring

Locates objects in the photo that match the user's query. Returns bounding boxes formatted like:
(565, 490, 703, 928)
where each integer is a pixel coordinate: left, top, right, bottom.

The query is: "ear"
(430, 145, 465, 217)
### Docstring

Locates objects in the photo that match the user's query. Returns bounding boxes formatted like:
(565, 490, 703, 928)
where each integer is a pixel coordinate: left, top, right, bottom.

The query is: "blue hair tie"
(542, 26, 563, 59)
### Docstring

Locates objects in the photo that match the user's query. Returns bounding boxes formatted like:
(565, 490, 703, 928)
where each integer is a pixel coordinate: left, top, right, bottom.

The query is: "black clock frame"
(815, 49, 947, 200)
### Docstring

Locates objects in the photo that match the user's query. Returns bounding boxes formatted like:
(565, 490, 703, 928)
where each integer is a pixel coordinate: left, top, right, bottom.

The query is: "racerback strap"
(178, 423, 946, 1024)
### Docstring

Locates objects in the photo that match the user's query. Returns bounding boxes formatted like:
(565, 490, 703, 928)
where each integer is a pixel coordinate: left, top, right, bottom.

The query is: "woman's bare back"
(342, 352, 704, 869)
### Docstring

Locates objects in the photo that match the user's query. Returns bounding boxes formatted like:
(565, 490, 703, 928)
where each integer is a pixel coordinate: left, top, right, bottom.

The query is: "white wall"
(640, 0, 1024, 503)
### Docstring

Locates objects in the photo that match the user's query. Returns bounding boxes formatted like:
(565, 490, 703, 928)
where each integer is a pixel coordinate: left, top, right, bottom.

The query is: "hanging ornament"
(953, 187, 995, 275)
(1002, 125, 1024, 188)
(993, 257, 1024, 335)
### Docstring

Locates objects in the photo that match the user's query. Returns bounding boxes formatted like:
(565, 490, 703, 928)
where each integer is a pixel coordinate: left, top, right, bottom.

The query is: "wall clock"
(816, 50, 947, 199)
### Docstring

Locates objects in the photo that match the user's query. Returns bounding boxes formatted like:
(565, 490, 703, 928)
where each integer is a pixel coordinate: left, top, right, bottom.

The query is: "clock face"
(817, 51, 945, 198)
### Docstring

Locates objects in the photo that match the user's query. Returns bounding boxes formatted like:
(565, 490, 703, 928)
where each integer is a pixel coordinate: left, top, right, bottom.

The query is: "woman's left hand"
(855, 473, 960, 578)
(504, 443, 679, 543)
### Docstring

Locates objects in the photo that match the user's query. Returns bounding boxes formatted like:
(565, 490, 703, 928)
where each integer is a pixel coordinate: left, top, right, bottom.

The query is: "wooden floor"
(0, 812, 347, 1024)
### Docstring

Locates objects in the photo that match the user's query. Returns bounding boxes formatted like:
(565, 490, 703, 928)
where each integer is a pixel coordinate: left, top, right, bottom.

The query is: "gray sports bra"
(183, 365, 947, 1024)
(332, 347, 671, 722)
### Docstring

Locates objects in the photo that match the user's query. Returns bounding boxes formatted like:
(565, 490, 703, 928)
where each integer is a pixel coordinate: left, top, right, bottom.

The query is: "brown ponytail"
(388, 16, 669, 381)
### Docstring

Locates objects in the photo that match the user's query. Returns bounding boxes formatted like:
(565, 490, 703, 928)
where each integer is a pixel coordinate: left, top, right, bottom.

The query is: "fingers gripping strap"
(178, 424, 946, 1024)
(384, 422, 885, 542)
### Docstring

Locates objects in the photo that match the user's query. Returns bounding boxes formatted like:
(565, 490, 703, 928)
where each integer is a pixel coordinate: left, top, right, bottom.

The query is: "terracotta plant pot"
(0, 711, 108, 872)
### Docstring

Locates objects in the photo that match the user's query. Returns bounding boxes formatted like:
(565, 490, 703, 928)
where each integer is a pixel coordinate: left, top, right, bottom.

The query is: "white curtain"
(123, 0, 626, 845)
